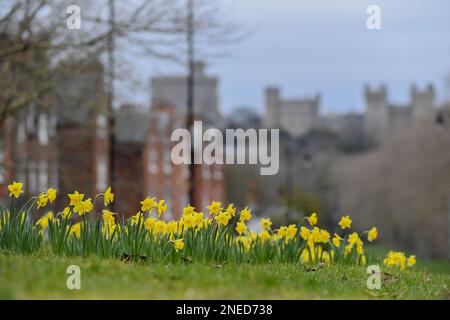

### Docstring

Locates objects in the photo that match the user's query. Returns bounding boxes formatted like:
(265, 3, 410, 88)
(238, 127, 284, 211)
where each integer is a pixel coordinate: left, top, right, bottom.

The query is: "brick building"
(114, 103, 224, 219)
(1, 59, 225, 218)
(0, 35, 57, 203)
(0, 60, 108, 210)
(53, 60, 109, 209)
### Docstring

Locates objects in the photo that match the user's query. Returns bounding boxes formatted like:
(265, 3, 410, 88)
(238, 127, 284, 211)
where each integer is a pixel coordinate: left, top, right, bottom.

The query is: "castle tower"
(411, 84, 435, 119)
(264, 87, 280, 128)
(364, 84, 389, 144)
(150, 61, 221, 127)
(264, 87, 320, 138)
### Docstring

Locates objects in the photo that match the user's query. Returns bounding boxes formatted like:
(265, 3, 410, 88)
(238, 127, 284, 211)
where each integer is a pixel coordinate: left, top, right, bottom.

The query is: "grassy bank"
(0, 252, 448, 299)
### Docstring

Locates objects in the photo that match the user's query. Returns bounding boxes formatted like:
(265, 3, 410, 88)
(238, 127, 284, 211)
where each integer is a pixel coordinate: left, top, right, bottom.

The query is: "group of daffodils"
(3, 181, 416, 269)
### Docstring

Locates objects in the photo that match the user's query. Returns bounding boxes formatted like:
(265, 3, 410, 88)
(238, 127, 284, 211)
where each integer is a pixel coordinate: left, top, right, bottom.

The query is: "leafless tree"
(0, 0, 246, 124)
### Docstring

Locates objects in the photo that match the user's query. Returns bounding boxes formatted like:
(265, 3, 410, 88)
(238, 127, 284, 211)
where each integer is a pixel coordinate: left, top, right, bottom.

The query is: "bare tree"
(1, 0, 246, 208)
(0, 0, 245, 124)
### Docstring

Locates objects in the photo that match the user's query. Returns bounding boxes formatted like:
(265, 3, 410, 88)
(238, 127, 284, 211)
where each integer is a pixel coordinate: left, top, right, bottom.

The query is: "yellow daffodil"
(102, 222, 117, 239)
(300, 248, 310, 264)
(131, 212, 144, 226)
(166, 221, 177, 234)
(35, 212, 54, 229)
(407, 255, 416, 267)
(144, 217, 156, 231)
(154, 220, 166, 234)
(183, 214, 195, 229)
(215, 211, 231, 226)
(384, 251, 407, 270)
(287, 224, 297, 239)
(62, 207, 72, 219)
(300, 226, 310, 240)
(259, 230, 271, 242)
(183, 204, 195, 216)
(319, 229, 330, 243)
(225, 204, 236, 217)
(207, 201, 222, 215)
(193, 212, 204, 227)
(260, 218, 272, 230)
(101, 211, 117, 239)
(235, 221, 247, 235)
(332, 234, 341, 247)
(338, 215, 352, 230)
(348, 232, 359, 246)
(46, 188, 56, 203)
(236, 236, 250, 252)
(307, 212, 318, 226)
(173, 239, 184, 252)
(8, 181, 24, 198)
(311, 227, 321, 243)
(277, 226, 288, 238)
(102, 209, 115, 224)
(322, 251, 331, 264)
(103, 187, 114, 206)
(70, 222, 81, 238)
(356, 241, 364, 256)
(74, 198, 93, 216)
(367, 227, 378, 242)
(0, 190, 418, 273)
(36, 193, 48, 209)
(239, 207, 252, 222)
(68, 191, 84, 207)
(140, 196, 157, 212)
(157, 200, 168, 218)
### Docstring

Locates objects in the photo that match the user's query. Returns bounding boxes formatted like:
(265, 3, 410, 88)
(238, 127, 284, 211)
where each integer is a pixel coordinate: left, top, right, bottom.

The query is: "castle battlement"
(264, 87, 320, 138)
(364, 84, 388, 102)
(365, 83, 436, 143)
(263, 83, 437, 145)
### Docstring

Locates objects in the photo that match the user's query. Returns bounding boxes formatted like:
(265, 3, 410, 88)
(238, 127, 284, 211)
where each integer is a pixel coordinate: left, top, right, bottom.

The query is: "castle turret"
(364, 84, 389, 144)
(312, 93, 321, 118)
(264, 87, 280, 128)
(411, 83, 435, 119)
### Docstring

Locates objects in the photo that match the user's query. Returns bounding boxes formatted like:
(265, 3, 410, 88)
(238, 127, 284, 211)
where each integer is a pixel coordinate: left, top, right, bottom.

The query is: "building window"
(49, 113, 57, 137)
(38, 160, 48, 190)
(213, 167, 223, 180)
(182, 165, 190, 178)
(163, 150, 172, 175)
(28, 161, 37, 194)
(202, 166, 211, 180)
(38, 114, 49, 145)
(157, 112, 170, 134)
(96, 154, 107, 191)
(26, 105, 36, 135)
(148, 149, 159, 174)
(17, 124, 25, 143)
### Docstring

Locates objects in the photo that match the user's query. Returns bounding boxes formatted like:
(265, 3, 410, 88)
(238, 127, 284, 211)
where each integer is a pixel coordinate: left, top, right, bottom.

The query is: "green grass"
(0, 251, 449, 299)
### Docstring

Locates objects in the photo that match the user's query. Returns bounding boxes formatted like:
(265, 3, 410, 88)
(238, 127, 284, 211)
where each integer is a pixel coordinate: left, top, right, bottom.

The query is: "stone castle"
(264, 84, 436, 143)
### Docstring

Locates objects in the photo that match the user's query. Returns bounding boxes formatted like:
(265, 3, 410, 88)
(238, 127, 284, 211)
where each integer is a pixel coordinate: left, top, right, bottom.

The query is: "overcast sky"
(117, 0, 450, 115)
